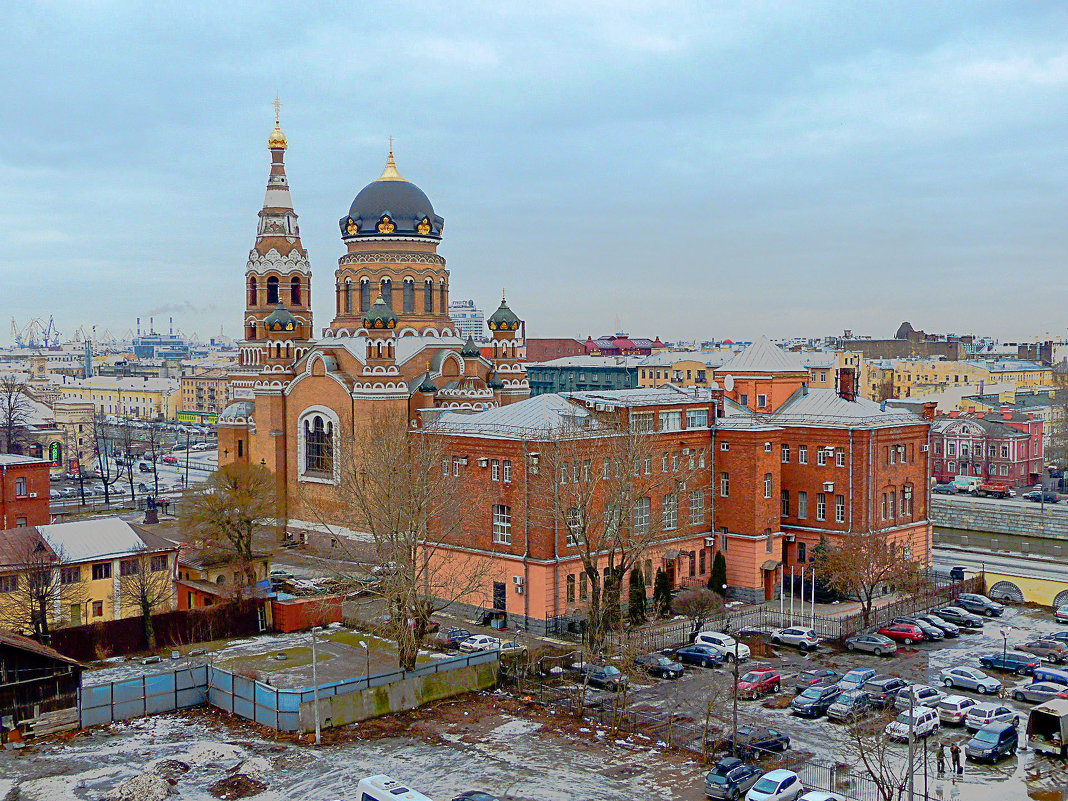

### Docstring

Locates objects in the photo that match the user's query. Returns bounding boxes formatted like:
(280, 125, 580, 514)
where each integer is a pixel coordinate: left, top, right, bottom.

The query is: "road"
(933, 547, 1068, 583)
(49, 450, 218, 511)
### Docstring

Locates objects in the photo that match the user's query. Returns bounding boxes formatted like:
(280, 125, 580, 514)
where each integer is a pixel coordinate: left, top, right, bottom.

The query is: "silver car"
(770, 626, 820, 651)
(895, 684, 945, 711)
(1011, 681, 1067, 704)
(965, 702, 1018, 731)
(844, 632, 897, 656)
(937, 667, 1002, 695)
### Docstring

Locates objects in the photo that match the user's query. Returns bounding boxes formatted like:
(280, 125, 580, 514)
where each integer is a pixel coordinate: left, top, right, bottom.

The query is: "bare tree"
(118, 545, 174, 649)
(0, 377, 32, 454)
(180, 463, 281, 586)
(842, 711, 915, 801)
(814, 531, 923, 627)
(307, 414, 490, 671)
(537, 415, 699, 652)
(0, 533, 84, 639)
(674, 587, 724, 639)
(91, 414, 126, 505)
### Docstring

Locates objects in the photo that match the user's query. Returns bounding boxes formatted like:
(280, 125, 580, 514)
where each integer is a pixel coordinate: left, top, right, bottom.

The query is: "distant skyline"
(3, 2, 1068, 344)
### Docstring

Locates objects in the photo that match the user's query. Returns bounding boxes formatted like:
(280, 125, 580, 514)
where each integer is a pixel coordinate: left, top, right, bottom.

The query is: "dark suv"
(704, 757, 761, 800)
(579, 664, 627, 691)
(863, 676, 910, 709)
(966, 721, 1018, 762)
(791, 684, 841, 718)
(956, 593, 1005, 617)
(723, 726, 790, 759)
(980, 653, 1038, 676)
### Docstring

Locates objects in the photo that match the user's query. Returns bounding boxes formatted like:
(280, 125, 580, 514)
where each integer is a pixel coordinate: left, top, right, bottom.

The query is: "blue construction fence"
(78, 650, 499, 732)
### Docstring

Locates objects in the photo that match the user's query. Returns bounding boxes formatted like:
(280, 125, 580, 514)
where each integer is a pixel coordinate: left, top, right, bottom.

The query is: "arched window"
(424, 280, 434, 313)
(291, 276, 301, 305)
(361, 279, 370, 312)
(248, 278, 258, 307)
(267, 276, 279, 304)
(382, 279, 392, 309)
(344, 280, 352, 314)
(439, 281, 447, 313)
(403, 279, 414, 313)
(304, 415, 333, 476)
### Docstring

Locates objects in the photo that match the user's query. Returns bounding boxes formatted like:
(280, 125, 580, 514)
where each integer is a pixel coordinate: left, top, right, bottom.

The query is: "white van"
(952, 475, 981, 494)
(356, 776, 435, 801)
(695, 630, 751, 661)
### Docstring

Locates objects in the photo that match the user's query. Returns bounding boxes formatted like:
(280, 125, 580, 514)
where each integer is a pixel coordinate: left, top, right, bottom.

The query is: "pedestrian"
(950, 742, 962, 774)
(936, 743, 946, 775)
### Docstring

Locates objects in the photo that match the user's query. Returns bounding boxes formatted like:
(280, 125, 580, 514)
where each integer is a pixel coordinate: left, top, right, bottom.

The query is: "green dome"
(264, 303, 297, 332)
(363, 292, 398, 329)
(461, 336, 481, 357)
(488, 293, 521, 331)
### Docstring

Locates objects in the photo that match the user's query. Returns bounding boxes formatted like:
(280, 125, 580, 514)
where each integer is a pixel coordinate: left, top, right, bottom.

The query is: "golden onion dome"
(268, 96, 287, 150)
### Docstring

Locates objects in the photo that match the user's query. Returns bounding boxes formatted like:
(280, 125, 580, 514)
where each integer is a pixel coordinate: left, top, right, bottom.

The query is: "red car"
(736, 668, 781, 699)
(160, 455, 179, 465)
(877, 623, 926, 645)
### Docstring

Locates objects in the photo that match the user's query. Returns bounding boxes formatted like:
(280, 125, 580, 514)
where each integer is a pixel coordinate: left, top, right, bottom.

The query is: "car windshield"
(752, 778, 779, 793)
(895, 712, 917, 724)
(602, 666, 620, 676)
(800, 687, 825, 700)
(973, 730, 1000, 744)
(741, 672, 761, 683)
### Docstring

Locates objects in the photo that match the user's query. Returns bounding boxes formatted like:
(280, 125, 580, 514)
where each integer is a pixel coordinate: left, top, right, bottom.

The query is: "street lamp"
(724, 584, 738, 757)
(1001, 626, 1009, 670)
(310, 625, 322, 745)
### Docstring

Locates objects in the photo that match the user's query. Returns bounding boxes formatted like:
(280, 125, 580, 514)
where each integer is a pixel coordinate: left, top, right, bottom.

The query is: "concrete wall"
(931, 497, 1068, 541)
(297, 661, 497, 732)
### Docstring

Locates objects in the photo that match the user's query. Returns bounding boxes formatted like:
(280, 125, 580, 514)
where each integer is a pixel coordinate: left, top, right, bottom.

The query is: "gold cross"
(273, 96, 282, 125)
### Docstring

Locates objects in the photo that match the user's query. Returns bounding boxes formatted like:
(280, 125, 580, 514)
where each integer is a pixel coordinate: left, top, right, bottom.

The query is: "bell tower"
(236, 98, 313, 386)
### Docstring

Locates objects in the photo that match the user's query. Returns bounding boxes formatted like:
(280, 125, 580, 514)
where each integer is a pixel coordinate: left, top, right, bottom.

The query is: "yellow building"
(637, 350, 731, 388)
(178, 367, 229, 424)
(57, 376, 178, 421)
(800, 350, 865, 390)
(861, 357, 1052, 402)
(0, 519, 178, 632)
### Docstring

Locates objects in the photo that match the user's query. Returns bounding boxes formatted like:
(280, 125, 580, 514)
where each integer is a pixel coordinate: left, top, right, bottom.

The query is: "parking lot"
(607, 604, 1068, 799)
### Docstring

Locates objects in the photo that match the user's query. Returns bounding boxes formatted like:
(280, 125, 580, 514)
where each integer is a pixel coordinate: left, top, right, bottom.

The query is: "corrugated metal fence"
(78, 651, 499, 732)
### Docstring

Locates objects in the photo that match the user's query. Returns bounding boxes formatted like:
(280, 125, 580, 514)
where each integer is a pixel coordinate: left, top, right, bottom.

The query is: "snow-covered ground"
(0, 699, 706, 800)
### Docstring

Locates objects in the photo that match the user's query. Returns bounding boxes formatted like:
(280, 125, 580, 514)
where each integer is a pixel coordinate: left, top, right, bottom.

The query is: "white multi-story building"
(449, 298, 487, 342)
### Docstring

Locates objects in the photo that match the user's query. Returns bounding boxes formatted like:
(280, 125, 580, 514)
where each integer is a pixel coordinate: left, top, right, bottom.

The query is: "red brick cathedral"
(218, 110, 529, 524)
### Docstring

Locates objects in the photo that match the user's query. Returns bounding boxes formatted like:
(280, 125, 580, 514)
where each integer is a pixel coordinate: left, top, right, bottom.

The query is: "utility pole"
(726, 603, 739, 757)
(184, 430, 190, 488)
(907, 688, 916, 801)
(311, 625, 322, 745)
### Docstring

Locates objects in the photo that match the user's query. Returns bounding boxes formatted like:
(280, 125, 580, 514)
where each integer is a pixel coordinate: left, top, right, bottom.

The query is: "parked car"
(891, 616, 944, 641)
(862, 676, 909, 709)
(1023, 490, 1059, 503)
(459, 635, 500, 653)
(837, 668, 878, 692)
(744, 769, 803, 801)
(137, 462, 153, 473)
(724, 726, 791, 759)
(1012, 681, 1068, 704)
(160, 455, 179, 465)
(965, 702, 1018, 731)
(933, 606, 984, 628)
(932, 483, 957, 496)
(791, 685, 842, 718)
(1042, 631, 1068, 643)
(705, 757, 761, 801)
(877, 623, 926, 645)
(442, 627, 472, 648)
(979, 653, 1037, 675)
(956, 593, 1005, 617)
(797, 794, 847, 801)
(936, 695, 978, 725)
(770, 627, 819, 651)
(635, 653, 684, 679)
(826, 690, 872, 723)
(579, 664, 627, 692)
(1031, 665, 1068, 686)
(453, 793, 500, 801)
(793, 669, 841, 694)
(1055, 605, 1068, 624)
(1017, 638, 1068, 664)
(844, 632, 897, 656)
(737, 669, 782, 699)
(895, 684, 944, 711)
(918, 613, 960, 638)
(497, 641, 526, 658)
(885, 707, 940, 740)
(966, 721, 1019, 762)
(696, 630, 751, 661)
(938, 666, 1003, 695)
(676, 643, 726, 668)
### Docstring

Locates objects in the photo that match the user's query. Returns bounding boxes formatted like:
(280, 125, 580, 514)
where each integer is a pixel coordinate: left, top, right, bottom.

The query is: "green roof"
(488, 297, 521, 330)
(363, 293, 398, 329)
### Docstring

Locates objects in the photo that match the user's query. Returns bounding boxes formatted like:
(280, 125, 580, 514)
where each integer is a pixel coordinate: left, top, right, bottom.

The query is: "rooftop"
(528, 355, 643, 369)
(0, 453, 49, 466)
(717, 336, 807, 375)
(772, 388, 925, 428)
(35, 518, 176, 563)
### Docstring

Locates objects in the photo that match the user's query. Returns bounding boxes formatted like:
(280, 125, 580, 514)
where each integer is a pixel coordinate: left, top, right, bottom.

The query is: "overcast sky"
(3, 1, 1068, 345)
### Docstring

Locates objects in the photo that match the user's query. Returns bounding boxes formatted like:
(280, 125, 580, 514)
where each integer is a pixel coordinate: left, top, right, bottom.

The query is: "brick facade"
(0, 456, 50, 529)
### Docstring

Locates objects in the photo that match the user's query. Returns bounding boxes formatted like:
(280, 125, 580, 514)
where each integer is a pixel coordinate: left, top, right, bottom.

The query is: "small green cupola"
(417, 372, 438, 393)
(363, 291, 398, 330)
(461, 336, 481, 358)
(487, 289, 521, 332)
(264, 302, 297, 333)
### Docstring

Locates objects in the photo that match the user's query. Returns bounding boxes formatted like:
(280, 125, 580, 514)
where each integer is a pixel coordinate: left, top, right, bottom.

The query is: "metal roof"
(772, 389, 924, 428)
(36, 518, 172, 563)
(429, 393, 597, 438)
(0, 454, 49, 466)
(718, 337, 806, 374)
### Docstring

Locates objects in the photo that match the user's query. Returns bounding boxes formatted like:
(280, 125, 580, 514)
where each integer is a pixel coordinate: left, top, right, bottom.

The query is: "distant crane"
(10, 316, 61, 348)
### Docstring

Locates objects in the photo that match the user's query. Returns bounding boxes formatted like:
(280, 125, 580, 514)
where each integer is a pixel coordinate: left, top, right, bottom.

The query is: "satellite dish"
(724, 375, 735, 392)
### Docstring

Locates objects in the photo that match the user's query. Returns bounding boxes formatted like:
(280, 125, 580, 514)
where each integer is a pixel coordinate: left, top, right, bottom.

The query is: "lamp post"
(725, 584, 738, 757)
(310, 625, 322, 745)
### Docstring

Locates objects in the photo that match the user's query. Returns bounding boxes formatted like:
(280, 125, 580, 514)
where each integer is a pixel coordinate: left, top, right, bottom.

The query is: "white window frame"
(297, 405, 340, 485)
(491, 459, 500, 481)
(799, 445, 808, 464)
(816, 492, 826, 521)
(503, 459, 512, 483)
(492, 504, 512, 545)
(835, 494, 845, 523)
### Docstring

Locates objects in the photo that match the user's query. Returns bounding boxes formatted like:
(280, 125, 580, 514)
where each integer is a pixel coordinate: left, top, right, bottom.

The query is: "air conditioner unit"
(823, 447, 836, 455)
(512, 575, 523, 585)
(477, 457, 489, 467)
(595, 403, 606, 411)
(823, 481, 835, 492)
(458, 457, 468, 466)
(920, 445, 929, 452)
(29, 492, 38, 498)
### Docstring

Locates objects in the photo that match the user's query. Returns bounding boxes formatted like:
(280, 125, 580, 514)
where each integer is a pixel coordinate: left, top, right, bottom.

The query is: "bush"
(653, 568, 673, 618)
(628, 567, 647, 626)
(709, 551, 727, 597)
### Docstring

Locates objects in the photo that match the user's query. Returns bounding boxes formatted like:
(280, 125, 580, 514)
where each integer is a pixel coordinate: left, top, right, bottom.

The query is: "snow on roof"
(0, 453, 49, 466)
(36, 518, 170, 563)
(430, 393, 596, 438)
(718, 336, 806, 374)
(773, 388, 923, 427)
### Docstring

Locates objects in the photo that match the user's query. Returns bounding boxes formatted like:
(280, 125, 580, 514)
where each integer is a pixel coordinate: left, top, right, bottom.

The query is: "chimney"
(968, 406, 975, 414)
(1002, 408, 1012, 420)
(976, 411, 984, 419)
(949, 410, 959, 418)
(921, 402, 937, 422)
(838, 368, 857, 401)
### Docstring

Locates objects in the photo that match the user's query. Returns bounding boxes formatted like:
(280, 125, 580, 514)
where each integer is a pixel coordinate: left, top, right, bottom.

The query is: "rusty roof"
(0, 630, 82, 667)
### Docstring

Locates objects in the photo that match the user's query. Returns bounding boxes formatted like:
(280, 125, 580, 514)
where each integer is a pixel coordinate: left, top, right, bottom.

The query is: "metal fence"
(606, 574, 985, 654)
(78, 651, 499, 732)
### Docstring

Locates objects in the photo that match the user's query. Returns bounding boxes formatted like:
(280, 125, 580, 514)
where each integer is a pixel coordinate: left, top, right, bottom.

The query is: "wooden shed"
(1, 630, 83, 738)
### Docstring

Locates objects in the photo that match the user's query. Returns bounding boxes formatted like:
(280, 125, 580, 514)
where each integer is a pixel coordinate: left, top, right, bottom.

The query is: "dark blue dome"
(339, 154, 443, 239)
